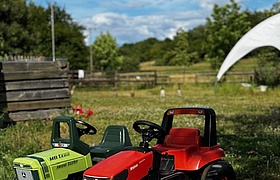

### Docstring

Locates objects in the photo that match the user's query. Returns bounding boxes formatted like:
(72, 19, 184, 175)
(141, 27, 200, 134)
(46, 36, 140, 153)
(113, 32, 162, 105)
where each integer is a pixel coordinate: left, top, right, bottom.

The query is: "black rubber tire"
(200, 160, 236, 180)
(0, 121, 6, 129)
(67, 171, 83, 180)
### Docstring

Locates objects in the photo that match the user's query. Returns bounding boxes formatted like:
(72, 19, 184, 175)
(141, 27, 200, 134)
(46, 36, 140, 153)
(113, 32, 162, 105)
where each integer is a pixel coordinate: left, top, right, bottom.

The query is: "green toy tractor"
(13, 116, 132, 180)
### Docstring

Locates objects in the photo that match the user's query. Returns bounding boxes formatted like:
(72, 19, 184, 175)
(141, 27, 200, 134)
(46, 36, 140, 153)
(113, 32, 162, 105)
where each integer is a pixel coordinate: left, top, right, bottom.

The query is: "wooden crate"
(0, 60, 71, 125)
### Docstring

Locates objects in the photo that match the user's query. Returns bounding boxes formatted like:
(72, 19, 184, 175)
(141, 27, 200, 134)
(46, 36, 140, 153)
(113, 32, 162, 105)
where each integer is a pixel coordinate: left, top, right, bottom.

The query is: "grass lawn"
(1, 82, 279, 179)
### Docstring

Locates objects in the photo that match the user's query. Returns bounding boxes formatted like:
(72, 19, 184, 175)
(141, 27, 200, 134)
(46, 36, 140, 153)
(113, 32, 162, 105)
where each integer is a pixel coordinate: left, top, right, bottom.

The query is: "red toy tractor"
(83, 107, 236, 180)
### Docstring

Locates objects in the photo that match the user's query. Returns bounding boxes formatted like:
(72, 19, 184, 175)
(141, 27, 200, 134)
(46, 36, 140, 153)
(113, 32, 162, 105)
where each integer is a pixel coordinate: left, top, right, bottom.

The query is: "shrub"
(254, 49, 280, 87)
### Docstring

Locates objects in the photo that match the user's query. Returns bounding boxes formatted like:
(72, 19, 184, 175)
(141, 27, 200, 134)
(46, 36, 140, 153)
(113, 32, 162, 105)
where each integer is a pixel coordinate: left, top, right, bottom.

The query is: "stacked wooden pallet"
(0, 60, 71, 127)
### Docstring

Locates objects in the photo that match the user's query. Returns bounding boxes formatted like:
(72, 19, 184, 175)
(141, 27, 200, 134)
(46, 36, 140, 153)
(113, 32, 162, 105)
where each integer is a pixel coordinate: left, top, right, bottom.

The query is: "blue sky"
(30, 0, 279, 45)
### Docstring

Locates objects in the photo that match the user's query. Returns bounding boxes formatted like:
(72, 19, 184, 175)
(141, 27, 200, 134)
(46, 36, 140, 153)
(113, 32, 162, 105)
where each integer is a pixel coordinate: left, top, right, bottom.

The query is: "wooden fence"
(0, 60, 71, 127)
(0, 60, 255, 128)
(68, 70, 158, 89)
(68, 70, 255, 87)
(168, 71, 254, 84)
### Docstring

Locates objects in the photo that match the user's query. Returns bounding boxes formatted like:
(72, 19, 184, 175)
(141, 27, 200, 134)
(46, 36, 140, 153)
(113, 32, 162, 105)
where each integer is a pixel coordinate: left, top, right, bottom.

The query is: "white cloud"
(53, 0, 277, 45)
(80, 8, 210, 45)
(31, 0, 278, 45)
(199, 0, 229, 10)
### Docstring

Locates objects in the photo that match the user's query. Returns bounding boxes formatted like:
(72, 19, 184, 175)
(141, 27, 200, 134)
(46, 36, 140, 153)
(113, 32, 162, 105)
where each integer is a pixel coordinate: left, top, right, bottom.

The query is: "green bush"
(254, 50, 280, 87)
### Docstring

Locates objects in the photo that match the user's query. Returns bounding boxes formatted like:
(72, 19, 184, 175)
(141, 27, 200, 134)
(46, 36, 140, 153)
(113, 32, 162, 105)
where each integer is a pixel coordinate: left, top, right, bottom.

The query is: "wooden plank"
(69, 79, 154, 83)
(169, 74, 197, 79)
(0, 99, 71, 111)
(0, 79, 69, 91)
(8, 108, 70, 121)
(0, 71, 68, 81)
(0, 60, 68, 71)
(0, 88, 69, 102)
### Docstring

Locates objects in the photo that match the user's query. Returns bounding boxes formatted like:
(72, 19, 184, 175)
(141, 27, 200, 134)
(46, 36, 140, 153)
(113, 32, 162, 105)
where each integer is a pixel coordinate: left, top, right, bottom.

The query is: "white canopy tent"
(215, 13, 280, 84)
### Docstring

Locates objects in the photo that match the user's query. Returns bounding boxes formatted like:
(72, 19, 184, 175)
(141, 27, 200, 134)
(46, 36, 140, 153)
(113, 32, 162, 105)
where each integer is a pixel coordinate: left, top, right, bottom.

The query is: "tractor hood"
(84, 149, 154, 179)
(27, 148, 86, 166)
(14, 148, 92, 180)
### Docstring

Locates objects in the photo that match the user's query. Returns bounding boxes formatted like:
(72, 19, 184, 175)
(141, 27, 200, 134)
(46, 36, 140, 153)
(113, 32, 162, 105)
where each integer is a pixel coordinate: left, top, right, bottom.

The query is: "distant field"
(140, 58, 258, 73)
(1, 82, 279, 179)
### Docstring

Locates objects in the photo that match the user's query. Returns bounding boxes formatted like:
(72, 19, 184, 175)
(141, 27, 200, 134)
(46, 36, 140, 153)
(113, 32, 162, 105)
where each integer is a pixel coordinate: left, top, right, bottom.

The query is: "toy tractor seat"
(154, 128, 203, 152)
(90, 125, 132, 159)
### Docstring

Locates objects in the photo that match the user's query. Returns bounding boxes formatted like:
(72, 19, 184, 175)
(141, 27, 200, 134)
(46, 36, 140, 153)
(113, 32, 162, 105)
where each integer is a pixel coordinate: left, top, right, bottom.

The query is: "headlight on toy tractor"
(13, 157, 49, 180)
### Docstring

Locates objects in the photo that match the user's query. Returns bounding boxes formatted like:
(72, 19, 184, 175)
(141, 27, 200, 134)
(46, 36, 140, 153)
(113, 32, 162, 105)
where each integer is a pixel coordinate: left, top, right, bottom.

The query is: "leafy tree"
(118, 56, 140, 71)
(46, 5, 88, 69)
(204, 0, 251, 69)
(92, 32, 119, 71)
(119, 42, 141, 63)
(0, 1, 88, 69)
(119, 37, 164, 64)
(154, 38, 174, 65)
(138, 38, 164, 62)
(0, 0, 29, 56)
(163, 28, 198, 66)
(269, 2, 280, 15)
(187, 25, 207, 60)
(26, 2, 50, 56)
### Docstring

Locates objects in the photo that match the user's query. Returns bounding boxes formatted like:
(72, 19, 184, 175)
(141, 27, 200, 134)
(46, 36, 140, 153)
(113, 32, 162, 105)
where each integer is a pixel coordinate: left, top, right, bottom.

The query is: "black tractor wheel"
(200, 160, 236, 180)
(0, 121, 6, 129)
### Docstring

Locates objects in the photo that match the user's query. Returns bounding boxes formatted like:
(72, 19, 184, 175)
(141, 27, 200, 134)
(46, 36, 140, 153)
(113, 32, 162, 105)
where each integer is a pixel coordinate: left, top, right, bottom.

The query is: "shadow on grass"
(217, 106, 280, 180)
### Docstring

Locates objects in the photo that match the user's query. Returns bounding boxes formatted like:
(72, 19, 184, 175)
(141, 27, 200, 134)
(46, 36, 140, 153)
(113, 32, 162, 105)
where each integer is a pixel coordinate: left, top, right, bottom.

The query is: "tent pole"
(213, 78, 218, 92)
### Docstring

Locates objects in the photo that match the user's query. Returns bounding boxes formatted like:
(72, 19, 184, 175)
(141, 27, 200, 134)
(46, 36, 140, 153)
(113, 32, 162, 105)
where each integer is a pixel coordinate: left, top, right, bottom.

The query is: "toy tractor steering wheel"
(76, 120, 97, 137)
(133, 120, 166, 148)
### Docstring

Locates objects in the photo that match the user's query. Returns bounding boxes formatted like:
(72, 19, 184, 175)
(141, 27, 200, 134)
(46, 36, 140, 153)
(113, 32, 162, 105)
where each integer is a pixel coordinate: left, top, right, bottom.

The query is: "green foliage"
(119, 37, 167, 64)
(0, 0, 29, 56)
(92, 32, 119, 71)
(254, 48, 280, 87)
(268, 2, 280, 15)
(163, 28, 198, 66)
(187, 25, 207, 60)
(118, 56, 140, 71)
(0, 1, 88, 69)
(136, 38, 161, 62)
(25, 2, 49, 56)
(154, 38, 175, 66)
(204, 0, 251, 69)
